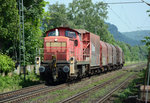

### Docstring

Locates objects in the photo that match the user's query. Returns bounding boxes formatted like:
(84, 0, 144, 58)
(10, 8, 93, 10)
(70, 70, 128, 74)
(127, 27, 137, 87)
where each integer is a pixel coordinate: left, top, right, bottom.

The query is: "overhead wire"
(107, 5, 133, 31)
(121, 4, 134, 30)
(105, 1, 144, 5)
(106, 0, 150, 32)
(141, 0, 150, 6)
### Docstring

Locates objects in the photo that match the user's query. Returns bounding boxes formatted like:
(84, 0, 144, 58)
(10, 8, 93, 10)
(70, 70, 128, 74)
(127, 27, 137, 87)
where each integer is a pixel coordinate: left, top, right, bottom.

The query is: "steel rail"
(96, 75, 136, 103)
(60, 73, 128, 103)
(0, 83, 46, 100)
(0, 83, 67, 103)
(60, 64, 146, 103)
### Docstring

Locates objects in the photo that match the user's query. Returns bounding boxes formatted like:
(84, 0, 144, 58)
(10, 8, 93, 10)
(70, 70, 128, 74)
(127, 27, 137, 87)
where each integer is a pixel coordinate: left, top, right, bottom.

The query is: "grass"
(124, 61, 146, 66)
(114, 69, 145, 103)
(0, 72, 41, 93)
(81, 72, 134, 103)
(124, 61, 139, 66)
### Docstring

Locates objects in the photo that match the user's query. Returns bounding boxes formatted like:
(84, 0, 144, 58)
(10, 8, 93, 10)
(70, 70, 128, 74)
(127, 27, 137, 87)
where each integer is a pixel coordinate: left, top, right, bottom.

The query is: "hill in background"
(122, 30, 150, 41)
(106, 22, 150, 46)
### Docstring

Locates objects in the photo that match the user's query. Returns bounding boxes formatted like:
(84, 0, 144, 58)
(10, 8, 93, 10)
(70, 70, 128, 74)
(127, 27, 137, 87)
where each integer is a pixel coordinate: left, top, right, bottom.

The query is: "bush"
(0, 73, 41, 93)
(0, 53, 15, 75)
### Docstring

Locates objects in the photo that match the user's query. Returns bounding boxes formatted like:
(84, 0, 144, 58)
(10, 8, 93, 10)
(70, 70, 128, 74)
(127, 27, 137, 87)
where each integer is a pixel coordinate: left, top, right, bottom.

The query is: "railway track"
(96, 75, 136, 103)
(0, 83, 67, 103)
(0, 84, 46, 101)
(0, 63, 145, 103)
(95, 64, 146, 103)
(60, 72, 130, 103)
(60, 63, 145, 103)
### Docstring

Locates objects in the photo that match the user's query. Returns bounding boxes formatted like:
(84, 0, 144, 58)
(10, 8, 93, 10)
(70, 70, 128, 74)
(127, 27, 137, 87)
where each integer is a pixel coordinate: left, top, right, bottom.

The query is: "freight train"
(38, 27, 125, 83)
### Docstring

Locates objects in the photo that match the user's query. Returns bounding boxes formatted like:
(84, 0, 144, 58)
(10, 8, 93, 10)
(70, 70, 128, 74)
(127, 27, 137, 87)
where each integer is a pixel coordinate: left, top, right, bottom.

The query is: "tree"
(43, 3, 68, 31)
(0, 0, 19, 58)
(142, 36, 150, 50)
(44, 0, 114, 43)
(68, 0, 112, 42)
(0, 0, 46, 65)
(0, 53, 15, 75)
(22, 0, 46, 64)
(142, 10, 150, 53)
(144, 9, 150, 51)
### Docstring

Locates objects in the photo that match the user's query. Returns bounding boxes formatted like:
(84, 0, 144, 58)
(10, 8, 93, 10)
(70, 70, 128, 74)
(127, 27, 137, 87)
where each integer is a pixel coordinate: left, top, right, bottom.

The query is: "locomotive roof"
(46, 27, 90, 34)
(45, 27, 79, 33)
(74, 29, 89, 34)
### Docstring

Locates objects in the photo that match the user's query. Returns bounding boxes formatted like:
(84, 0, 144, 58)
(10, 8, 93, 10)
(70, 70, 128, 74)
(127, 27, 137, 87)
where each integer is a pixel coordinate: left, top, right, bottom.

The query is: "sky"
(44, 0, 150, 32)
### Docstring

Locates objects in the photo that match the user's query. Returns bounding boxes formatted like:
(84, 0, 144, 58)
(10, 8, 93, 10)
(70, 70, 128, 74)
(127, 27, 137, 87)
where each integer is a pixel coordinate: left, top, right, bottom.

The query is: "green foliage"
(44, 2, 68, 30)
(0, 73, 40, 93)
(0, 53, 15, 74)
(24, 22, 43, 64)
(114, 70, 145, 103)
(107, 22, 148, 61)
(68, 0, 113, 43)
(107, 23, 146, 46)
(115, 41, 147, 61)
(0, 0, 46, 64)
(142, 36, 150, 51)
(0, 0, 19, 56)
(42, 12, 51, 32)
(122, 30, 150, 42)
(23, 0, 46, 26)
(20, 0, 46, 64)
(147, 9, 150, 16)
(19, 72, 41, 87)
(0, 0, 19, 39)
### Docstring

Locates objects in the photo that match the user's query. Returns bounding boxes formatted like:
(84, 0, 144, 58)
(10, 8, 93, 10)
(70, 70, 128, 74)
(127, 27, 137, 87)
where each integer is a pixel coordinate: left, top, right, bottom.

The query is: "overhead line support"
(19, 0, 26, 80)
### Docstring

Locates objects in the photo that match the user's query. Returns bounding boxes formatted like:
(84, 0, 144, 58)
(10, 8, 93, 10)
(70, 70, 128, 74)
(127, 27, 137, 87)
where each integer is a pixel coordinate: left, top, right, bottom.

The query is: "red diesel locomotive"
(39, 27, 125, 83)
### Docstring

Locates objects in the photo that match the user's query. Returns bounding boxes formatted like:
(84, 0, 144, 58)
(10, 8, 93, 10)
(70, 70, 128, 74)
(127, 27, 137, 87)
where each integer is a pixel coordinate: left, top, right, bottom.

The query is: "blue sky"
(44, 0, 150, 32)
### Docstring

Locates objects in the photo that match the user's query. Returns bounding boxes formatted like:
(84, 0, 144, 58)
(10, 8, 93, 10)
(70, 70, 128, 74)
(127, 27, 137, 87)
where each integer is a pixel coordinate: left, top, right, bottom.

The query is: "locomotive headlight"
(54, 38, 58, 42)
(39, 66, 45, 72)
(63, 66, 70, 73)
(37, 61, 39, 64)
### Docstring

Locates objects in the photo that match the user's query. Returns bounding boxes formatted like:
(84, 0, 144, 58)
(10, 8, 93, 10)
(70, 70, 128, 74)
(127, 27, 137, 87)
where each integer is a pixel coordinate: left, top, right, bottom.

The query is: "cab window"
(48, 31, 59, 36)
(78, 33, 82, 41)
(65, 31, 76, 38)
